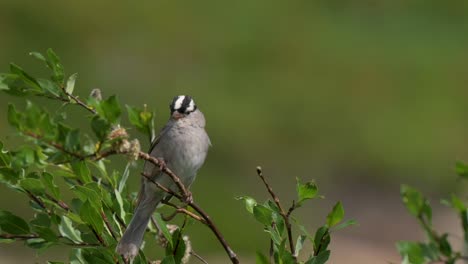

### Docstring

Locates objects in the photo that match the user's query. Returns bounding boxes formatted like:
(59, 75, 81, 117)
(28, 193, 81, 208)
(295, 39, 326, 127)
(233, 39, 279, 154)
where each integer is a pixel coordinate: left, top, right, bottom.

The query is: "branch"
(256, 166, 295, 257)
(140, 168, 239, 264)
(60, 86, 97, 115)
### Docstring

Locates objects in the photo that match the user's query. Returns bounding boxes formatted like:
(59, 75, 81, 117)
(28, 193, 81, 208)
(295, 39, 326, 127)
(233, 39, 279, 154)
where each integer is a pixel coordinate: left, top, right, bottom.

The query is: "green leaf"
(236, 196, 257, 214)
(126, 105, 154, 138)
(42, 172, 60, 200)
(29, 51, 47, 63)
(294, 235, 307, 257)
(154, 213, 173, 247)
(166, 229, 186, 264)
(114, 189, 126, 221)
(65, 129, 81, 152)
(72, 185, 101, 209)
(397, 241, 425, 264)
(25, 237, 54, 251)
(9, 63, 43, 93)
(100, 95, 121, 124)
(38, 79, 61, 97)
(0, 210, 30, 234)
(313, 226, 330, 254)
(58, 215, 82, 243)
(7, 104, 21, 128)
(70, 248, 85, 264)
(253, 204, 273, 226)
(326, 202, 344, 227)
(46, 48, 65, 84)
(33, 225, 58, 242)
(401, 185, 432, 222)
(91, 116, 111, 140)
(71, 161, 92, 183)
(161, 255, 175, 264)
(81, 248, 115, 264)
(256, 251, 269, 264)
(79, 200, 104, 233)
(20, 178, 45, 195)
(332, 219, 357, 231)
(455, 161, 468, 180)
(65, 73, 77, 95)
(297, 178, 318, 204)
(0, 141, 11, 167)
(305, 250, 330, 264)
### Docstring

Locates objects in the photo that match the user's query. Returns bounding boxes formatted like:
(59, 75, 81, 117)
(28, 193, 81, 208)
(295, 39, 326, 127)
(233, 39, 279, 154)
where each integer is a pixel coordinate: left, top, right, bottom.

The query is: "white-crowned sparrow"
(116, 95, 211, 259)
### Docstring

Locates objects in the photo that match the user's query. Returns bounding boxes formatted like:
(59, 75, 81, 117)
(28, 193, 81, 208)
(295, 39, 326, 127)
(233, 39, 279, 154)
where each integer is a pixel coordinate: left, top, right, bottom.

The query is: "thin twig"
(138, 152, 189, 198)
(162, 200, 207, 224)
(91, 227, 106, 246)
(62, 89, 97, 115)
(101, 210, 118, 241)
(190, 250, 209, 264)
(26, 190, 51, 214)
(256, 166, 295, 256)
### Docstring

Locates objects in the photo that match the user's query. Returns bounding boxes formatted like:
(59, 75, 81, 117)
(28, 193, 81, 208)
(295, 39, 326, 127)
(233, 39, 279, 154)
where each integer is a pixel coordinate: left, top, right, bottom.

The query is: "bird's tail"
(116, 191, 163, 260)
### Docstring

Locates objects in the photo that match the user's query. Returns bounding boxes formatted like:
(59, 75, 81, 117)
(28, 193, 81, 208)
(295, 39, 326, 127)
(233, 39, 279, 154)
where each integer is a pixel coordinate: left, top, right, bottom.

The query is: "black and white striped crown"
(170, 95, 197, 114)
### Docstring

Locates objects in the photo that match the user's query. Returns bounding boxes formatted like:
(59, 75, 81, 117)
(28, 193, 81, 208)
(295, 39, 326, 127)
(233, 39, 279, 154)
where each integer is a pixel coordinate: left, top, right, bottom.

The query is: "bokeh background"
(1, 1, 468, 263)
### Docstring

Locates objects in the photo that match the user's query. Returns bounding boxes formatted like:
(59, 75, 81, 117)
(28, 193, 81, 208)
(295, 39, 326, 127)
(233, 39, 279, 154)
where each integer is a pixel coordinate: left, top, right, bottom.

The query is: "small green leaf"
(20, 178, 45, 195)
(0, 210, 30, 234)
(397, 241, 424, 264)
(326, 202, 344, 227)
(91, 116, 111, 140)
(154, 213, 173, 247)
(236, 196, 257, 214)
(42, 172, 60, 200)
(305, 250, 330, 264)
(81, 248, 115, 264)
(114, 189, 126, 221)
(455, 161, 468, 180)
(100, 95, 121, 124)
(297, 178, 318, 204)
(332, 219, 357, 231)
(313, 226, 330, 254)
(294, 235, 306, 257)
(9, 63, 42, 92)
(7, 104, 21, 128)
(33, 225, 58, 242)
(59, 215, 82, 243)
(0, 141, 11, 167)
(256, 251, 269, 264)
(38, 79, 61, 97)
(71, 161, 92, 183)
(72, 185, 101, 209)
(253, 204, 273, 226)
(161, 255, 175, 264)
(65, 129, 81, 152)
(79, 200, 104, 233)
(65, 73, 77, 95)
(29, 51, 47, 63)
(401, 185, 432, 222)
(46, 48, 65, 84)
(126, 105, 154, 138)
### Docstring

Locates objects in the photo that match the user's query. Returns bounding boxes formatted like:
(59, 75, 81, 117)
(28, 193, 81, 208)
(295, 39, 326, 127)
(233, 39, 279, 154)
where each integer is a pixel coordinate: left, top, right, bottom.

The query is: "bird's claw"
(157, 158, 167, 171)
(184, 191, 193, 204)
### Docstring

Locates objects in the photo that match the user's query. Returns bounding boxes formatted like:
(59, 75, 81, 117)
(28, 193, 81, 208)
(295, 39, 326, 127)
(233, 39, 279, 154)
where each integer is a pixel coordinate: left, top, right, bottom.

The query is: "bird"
(116, 95, 211, 260)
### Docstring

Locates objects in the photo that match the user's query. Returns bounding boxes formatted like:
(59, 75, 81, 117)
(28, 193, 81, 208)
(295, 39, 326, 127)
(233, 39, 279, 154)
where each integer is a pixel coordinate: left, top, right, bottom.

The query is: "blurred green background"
(1, 1, 468, 263)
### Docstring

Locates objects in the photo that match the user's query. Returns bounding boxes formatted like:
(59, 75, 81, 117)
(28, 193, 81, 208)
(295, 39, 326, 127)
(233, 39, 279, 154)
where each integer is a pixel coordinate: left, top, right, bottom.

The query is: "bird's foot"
(156, 157, 167, 171)
(184, 191, 193, 204)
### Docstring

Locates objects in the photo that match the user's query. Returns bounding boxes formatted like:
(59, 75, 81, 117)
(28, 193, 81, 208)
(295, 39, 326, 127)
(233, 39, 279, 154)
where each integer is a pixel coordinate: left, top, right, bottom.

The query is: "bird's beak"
(172, 111, 184, 120)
